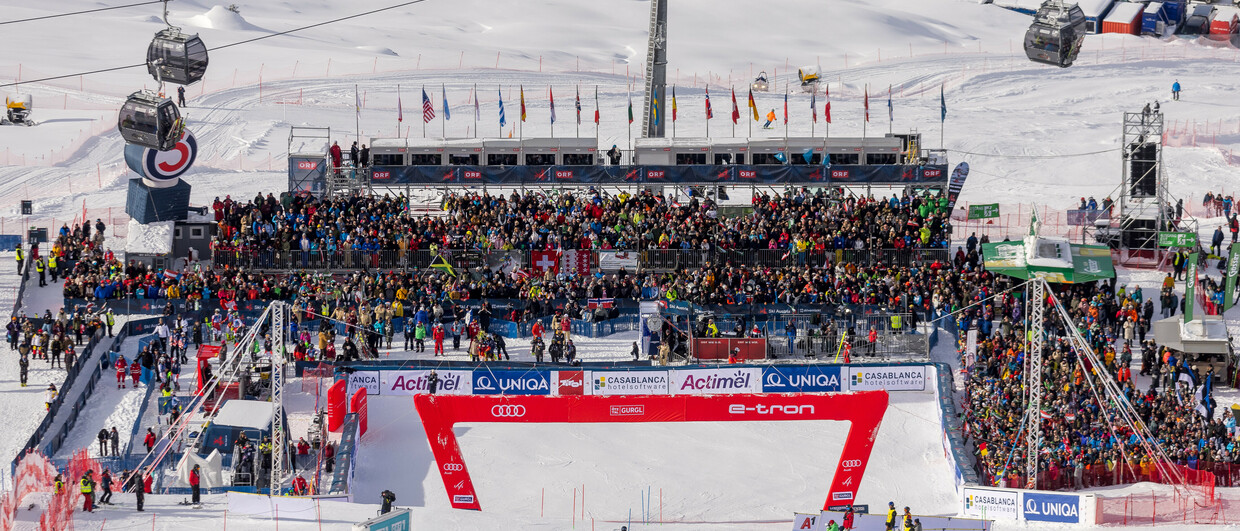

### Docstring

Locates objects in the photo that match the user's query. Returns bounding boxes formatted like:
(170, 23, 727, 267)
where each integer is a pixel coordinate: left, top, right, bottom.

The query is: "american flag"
(422, 88, 435, 123)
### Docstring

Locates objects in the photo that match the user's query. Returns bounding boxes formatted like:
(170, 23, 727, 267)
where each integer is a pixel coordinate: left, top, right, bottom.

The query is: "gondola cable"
(0, 1, 166, 26)
(0, 0, 431, 89)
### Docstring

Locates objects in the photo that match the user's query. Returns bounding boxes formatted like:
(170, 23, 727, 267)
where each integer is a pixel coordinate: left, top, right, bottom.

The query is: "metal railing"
(211, 248, 950, 273)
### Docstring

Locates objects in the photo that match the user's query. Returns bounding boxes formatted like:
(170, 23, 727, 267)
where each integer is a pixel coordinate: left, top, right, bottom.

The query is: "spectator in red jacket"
(129, 359, 142, 387)
(432, 323, 445, 356)
(291, 474, 309, 496)
(143, 428, 156, 454)
(189, 464, 201, 504)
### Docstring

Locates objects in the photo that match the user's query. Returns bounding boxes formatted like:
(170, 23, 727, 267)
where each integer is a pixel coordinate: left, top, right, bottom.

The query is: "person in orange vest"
(867, 327, 879, 356)
(727, 347, 740, 364)
(531, 320, 544, 339)
(432, 323, 445, 356)
(763, 109, 777, 129)
(843, 341, 852, 364)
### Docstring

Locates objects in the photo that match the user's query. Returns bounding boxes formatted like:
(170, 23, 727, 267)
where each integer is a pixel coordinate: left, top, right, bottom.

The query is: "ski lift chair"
(147, 27, 209, 85)
(118, 91, 182, 151)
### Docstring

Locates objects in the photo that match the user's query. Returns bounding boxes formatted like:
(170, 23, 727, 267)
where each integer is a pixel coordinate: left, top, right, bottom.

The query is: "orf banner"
(589, 370, 670, 395)
(413, 392, 890, 511)
(349, 387, 369, 436)
(472, 369, 552, 395)
(381, 370, 473, 395)
(670, 367, 762, 394)
(326, 379, 347, 432)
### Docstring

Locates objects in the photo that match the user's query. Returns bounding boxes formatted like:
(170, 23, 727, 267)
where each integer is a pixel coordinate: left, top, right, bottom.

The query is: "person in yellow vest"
(80, 470, 95, 512)
(35, 257, 46, 287)
(885, 501, 897, 530)
(890, 314, 902, 334)
(47, 254, 57, 283)
(53, 473, 63, 494)
(14, 244, 23, 274)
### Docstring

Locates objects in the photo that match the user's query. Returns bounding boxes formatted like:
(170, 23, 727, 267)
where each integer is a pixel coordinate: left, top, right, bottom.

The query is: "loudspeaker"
(1129, 143, 1157, 198)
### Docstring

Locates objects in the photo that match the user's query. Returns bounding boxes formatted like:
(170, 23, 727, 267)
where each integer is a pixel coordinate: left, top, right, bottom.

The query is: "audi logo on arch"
(841, 460, 863, 469)
(491, 405, 527, 417)
(442, 463, 464, 472)
(728, 404, 815, 415)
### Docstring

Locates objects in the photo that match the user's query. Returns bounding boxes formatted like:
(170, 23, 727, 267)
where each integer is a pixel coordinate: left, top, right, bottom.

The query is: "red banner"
(414, 392, 888, 511)
(530, 251, 559, 273)
(350, 387, 369, 436)
(327, 380, 347, 432)
(693, 338, 767, 360)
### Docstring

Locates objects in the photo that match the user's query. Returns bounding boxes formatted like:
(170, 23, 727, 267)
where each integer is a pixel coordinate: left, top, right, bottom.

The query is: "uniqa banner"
(414, 392, 889, 511)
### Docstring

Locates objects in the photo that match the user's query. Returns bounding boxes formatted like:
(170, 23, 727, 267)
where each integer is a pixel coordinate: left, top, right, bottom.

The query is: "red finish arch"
(413, 392, 889, 511)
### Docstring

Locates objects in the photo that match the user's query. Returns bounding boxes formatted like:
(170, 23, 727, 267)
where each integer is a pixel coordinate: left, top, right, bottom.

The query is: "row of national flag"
(389, 84, 949, 127)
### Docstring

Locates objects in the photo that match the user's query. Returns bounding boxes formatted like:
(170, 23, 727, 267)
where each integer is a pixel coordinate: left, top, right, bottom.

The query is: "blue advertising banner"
(471, 369, 552, 395)
(370, 164, 949, 186)
(1021, 491, 1082, 523)
(761, 366, 843, 393)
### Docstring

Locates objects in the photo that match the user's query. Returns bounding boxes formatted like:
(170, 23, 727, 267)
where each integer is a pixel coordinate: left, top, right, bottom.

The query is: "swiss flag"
(530, 251, 560, 273)
(561, 250, 592, 276)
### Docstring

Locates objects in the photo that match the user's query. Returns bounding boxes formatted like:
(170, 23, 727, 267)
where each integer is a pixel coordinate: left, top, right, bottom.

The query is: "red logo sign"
(738, 170, 757, 179)
(923, 168, 942, 178)
(297, 161, 318, 170)
(464, 171, 482, 180)
(557, 371, 584, 396)
(609, 405, 645, 416)
(555, 170, 574, 179)
(831, 169, 851, 179)
(647, 170, 666, 179)
(372, 171, 391, 180)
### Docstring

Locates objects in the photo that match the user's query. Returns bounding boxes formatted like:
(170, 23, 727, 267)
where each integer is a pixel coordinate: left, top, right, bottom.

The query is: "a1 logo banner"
(791, 513, 822, 531)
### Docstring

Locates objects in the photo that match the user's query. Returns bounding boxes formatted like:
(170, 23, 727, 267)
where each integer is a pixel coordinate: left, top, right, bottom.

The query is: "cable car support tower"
(641, 0, 668, 139)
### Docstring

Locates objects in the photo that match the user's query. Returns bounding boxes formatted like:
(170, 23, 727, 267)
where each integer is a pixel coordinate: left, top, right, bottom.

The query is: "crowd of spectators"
(960, 277, 1239, 490)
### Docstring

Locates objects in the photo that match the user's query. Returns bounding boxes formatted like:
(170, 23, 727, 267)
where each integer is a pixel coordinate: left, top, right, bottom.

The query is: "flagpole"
(397, 84, 401, 137)
(550, 85, 555, 139)
(442, 84, 447, 139)
(862, 84, 867, 140)
(354, 84, 361, 147)
(672, 84, 676, 139)
(472, 84, 478, 139)
(421, 85, 427, 138)
(576, 84, 580, 139)
(594, 85, 599, 155)
(784, 86, 789, 142)
(706, 85, 710, 139)
(888, 84, 893, 136)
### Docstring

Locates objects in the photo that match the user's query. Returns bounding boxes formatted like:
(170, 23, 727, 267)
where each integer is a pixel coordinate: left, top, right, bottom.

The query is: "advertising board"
(846, 366, 927, 391)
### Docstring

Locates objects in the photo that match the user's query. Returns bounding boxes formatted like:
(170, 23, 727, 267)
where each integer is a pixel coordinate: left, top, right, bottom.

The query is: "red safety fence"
(0, 450, 58, 531)
(692, 337, 767, 361)
(1097, 490, 1237, 526)
(301, 363, 334, 399)
(39, 449, 102, 531)
(985, 461, 1217, 500)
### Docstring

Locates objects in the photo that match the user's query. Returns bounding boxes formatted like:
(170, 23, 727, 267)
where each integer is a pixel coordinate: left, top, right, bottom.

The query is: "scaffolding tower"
(1114, 110, 1196, 266)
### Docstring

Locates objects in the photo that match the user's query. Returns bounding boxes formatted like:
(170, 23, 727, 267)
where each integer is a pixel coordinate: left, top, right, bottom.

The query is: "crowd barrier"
(961, 485, 1097, 525)
(366, 163, 949, 186)
(11, 318, 160, 476)
(210, 247, 950, 273)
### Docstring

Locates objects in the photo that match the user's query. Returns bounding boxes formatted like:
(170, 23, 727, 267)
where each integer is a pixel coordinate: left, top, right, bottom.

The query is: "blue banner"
(761, 366, 842, 393)
(1022, 492, 1081, 523)
(370, 164, 949, 185)
(471, 369, 551, 395)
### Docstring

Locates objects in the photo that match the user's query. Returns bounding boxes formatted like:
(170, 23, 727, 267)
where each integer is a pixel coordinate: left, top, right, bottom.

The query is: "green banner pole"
(1226, 245, 1240, 311)
(1184, 253, 1198, 323)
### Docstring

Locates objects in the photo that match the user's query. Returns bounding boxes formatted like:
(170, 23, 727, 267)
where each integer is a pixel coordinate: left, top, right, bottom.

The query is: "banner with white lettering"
(845, 366, 927, 392)
(472, 370, 552, 395)
(965, 329, 978, 368)
(598, 251, 640, 271)
(379, 370, 473, 395)
(588, 370, 670, 395)
(552, 370, 585, 396)
(669, 368, 762, 395)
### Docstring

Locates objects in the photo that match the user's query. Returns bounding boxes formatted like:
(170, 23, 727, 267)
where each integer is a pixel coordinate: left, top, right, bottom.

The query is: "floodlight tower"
(1025, 278, 1046, 488)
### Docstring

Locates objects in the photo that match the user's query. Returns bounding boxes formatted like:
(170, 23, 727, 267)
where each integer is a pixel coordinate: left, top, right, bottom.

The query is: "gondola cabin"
(118, 91, 181, 151)
(147, 28, 209, 85)
(1024, 1, 1089, 67)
